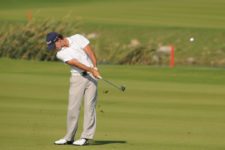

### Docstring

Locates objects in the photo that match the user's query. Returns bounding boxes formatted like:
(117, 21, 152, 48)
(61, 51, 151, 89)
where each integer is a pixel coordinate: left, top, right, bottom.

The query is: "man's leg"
(81, 76, 98, 139)
(64, 75, 86, 141)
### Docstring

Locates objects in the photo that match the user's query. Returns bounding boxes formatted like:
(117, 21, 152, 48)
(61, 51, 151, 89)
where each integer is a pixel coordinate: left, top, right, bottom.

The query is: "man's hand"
(90, 67, 101, 79)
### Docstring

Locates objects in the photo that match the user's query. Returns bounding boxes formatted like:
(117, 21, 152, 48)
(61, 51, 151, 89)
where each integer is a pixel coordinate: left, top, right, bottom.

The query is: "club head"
(120, 86, 126, 92)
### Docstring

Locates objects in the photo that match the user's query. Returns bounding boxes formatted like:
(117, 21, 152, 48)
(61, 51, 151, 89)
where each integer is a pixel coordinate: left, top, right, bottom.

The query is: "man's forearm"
(84, 45, 97, 67)
(66, 59, 92, 73)
(66, 59, 101, 78)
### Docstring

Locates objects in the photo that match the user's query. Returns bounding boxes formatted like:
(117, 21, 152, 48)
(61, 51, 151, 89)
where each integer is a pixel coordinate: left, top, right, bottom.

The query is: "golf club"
(98, 76, 126, 92)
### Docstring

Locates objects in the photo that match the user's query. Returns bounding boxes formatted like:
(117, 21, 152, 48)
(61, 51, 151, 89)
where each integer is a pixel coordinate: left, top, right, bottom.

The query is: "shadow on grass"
(92, 140, 127, 145)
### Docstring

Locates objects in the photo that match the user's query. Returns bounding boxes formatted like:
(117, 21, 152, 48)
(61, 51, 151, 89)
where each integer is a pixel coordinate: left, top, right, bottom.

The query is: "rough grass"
(0, 58, 225, 150)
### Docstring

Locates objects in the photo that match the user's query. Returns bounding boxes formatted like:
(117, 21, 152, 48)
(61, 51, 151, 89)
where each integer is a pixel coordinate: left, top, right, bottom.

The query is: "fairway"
(0, 59, 225, 150)
(1, 0, 225, 29)
(1, 0, 225, 149)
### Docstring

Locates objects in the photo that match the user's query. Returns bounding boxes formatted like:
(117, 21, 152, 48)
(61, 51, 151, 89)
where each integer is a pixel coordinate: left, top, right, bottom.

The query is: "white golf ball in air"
(189, 37, 195, 42)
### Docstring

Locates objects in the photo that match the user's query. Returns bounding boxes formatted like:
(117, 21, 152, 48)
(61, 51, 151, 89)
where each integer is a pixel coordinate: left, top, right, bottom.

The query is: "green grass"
(1, 0, 225, 29)
(0, 58, 225, 150)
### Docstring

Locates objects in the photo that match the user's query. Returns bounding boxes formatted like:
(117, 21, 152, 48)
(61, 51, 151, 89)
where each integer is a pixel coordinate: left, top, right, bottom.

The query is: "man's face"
(55, 39, 64, 50)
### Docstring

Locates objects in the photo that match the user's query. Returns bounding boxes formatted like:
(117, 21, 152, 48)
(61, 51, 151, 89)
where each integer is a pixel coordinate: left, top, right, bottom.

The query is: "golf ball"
(189, 37, 194, 42)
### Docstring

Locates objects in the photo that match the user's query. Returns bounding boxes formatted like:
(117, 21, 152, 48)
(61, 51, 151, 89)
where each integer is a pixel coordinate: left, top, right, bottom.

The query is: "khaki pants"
(64, 74, 97, 141)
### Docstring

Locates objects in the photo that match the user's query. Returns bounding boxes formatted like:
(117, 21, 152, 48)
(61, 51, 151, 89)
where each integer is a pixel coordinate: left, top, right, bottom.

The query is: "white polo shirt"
(56, 34, 94, 74)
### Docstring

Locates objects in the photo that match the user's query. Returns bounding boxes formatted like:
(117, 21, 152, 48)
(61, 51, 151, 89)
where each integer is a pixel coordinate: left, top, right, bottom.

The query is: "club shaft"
(101, 78, 122, 91)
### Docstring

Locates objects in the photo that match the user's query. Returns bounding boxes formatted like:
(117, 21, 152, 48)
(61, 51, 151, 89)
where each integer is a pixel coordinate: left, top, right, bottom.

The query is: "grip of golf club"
(97, 76, 102, 79)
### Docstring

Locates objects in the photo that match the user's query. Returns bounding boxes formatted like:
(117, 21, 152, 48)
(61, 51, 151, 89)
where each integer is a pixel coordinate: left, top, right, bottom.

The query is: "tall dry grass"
(1, 18, 225, 67)
(0, 18, 80, 61)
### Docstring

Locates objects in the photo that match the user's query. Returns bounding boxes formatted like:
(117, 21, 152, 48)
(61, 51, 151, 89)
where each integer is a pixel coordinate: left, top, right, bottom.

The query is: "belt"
(71, 72, 89, 76)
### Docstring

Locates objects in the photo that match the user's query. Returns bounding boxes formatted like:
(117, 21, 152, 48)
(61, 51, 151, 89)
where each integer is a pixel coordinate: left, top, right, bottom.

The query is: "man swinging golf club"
(46, 32, 101, 146)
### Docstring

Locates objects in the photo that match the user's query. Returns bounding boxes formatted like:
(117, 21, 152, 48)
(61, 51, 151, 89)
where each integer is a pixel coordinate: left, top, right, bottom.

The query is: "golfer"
(46, 32, 101, 146)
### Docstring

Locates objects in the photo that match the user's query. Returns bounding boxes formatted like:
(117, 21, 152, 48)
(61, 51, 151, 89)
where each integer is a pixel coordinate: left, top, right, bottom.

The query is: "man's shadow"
(92, 140, 127, 145)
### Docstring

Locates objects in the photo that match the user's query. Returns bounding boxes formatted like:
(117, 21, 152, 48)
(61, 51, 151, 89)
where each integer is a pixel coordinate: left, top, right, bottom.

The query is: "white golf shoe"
(54, 139, 73, 145)
(73, 138, 88, 146)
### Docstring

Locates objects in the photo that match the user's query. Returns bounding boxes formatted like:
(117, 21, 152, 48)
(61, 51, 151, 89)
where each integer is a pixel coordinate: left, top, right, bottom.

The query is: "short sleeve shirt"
(56, 34, 93, 74)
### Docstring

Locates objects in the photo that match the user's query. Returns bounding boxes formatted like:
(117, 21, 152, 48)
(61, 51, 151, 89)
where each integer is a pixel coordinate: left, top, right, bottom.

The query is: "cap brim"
(47, 43, 55, 50)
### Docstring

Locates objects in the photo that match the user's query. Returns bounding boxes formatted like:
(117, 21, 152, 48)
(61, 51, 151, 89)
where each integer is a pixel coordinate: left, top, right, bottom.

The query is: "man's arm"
(66, 59, 100, 78)
(84, 45, 97, 68)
